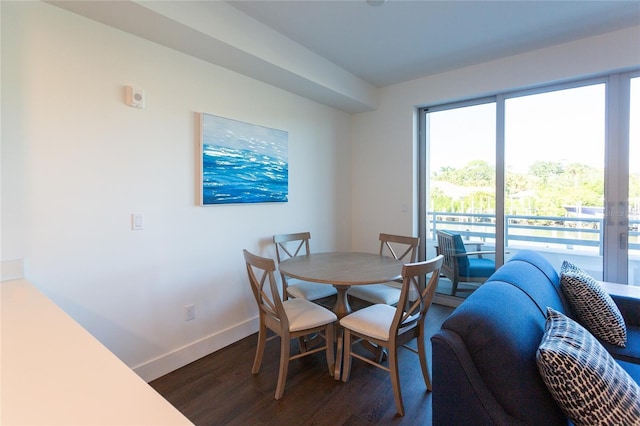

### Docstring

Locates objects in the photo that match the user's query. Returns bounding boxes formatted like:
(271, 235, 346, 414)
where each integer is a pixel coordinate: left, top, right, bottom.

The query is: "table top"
(278, 251, 403, 286)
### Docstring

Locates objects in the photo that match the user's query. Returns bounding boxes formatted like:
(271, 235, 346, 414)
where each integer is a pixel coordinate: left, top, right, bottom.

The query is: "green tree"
(529, 161, 563, 185)
(431, 159, 606, 217)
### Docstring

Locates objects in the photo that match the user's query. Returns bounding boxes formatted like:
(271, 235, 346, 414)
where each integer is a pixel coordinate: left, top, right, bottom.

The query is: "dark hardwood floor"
(150, 302, 454, 426)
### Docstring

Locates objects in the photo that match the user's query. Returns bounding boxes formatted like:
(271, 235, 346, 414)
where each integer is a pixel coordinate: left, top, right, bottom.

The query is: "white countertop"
(1, 279, 192, 425)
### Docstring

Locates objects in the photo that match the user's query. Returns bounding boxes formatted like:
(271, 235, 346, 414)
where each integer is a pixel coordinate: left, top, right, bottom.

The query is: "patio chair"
(436, 230, 495, 296)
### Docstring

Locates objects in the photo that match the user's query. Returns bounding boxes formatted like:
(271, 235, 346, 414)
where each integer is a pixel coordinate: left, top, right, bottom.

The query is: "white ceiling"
(49, 0, 640, 112)
(229, 0, 640, 87)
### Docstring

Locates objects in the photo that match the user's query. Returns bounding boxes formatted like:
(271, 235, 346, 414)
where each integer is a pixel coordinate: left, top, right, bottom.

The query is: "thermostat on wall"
(125, 86, 145, 109)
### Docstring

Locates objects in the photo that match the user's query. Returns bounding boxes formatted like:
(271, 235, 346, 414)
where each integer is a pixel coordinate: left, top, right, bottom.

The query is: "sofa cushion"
(619, 358, 640, 385)
(486, 257, 569, 319)
(442, 281, 565, 424)
(510, 250, 560, 285)
(611, 294, 640, 327)
(560, 261, 627, 347)
(504, 250, 575, 316)
(536, 308, 640, 426)
(603, 324, 640, 365)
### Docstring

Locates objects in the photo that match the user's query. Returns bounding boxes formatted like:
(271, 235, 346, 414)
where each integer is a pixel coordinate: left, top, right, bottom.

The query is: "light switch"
(132, 213, 144, 231)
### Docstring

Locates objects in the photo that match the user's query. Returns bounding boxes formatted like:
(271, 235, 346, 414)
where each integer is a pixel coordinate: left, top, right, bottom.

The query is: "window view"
(423, 72, 639, 300)
(505, 84, 605, 280)
(427, 102, 496, 297)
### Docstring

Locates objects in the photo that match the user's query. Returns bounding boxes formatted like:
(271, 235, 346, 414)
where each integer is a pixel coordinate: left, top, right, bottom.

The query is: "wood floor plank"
(150, 304, 454, 426)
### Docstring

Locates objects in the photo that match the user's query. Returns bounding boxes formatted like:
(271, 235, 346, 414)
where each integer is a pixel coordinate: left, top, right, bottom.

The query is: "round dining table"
(277, 251, 403, 318)
(278, 251, 403, 379)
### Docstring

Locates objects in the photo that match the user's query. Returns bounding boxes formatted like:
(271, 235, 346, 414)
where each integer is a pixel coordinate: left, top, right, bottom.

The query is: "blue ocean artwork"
(201, 113, 288, 204)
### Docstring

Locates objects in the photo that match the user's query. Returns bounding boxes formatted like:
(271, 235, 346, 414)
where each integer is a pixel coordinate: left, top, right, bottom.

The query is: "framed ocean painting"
(198, 113, 289, 205)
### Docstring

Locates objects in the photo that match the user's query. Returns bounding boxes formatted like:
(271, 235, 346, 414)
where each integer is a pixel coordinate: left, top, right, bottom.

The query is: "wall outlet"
(185, 304, 195, 321)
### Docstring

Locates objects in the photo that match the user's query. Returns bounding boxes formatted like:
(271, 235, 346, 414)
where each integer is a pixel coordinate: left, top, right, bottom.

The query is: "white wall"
(1, 1, 352, 381)
(350, 26, 640, 253)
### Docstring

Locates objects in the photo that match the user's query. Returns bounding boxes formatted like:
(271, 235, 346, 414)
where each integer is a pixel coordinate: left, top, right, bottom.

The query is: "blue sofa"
(431, 250, 640, 425)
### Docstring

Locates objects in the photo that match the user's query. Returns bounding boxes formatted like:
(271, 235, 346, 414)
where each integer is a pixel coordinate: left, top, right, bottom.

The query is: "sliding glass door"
(424, 100, 496, 297)
(504, 83, 606, 279)
(420, 70, 639, 301)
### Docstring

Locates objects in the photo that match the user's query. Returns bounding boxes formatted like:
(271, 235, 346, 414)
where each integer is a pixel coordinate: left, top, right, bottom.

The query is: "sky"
(428, 80, 639, 174)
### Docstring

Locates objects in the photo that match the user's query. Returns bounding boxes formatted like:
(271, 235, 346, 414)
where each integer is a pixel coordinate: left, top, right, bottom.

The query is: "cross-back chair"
(436, 230, 495, 296)
(340, 255, 444, 416)
(243, 249, 336, 400)
(348, 233, 420, 306)
(273, 232, 337, 301)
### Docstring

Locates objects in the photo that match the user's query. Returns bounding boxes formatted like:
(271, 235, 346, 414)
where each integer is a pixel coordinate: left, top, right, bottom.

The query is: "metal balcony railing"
(428, 211, 640, 255)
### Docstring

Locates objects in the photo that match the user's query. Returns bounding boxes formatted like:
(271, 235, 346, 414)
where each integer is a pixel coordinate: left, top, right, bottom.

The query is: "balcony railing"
(428, 211, 640, 255)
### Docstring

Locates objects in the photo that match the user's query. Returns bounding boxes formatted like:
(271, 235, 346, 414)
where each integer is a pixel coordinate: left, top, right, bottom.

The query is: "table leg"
(332, 285, 351, 319)
(331, 284, 387, 374)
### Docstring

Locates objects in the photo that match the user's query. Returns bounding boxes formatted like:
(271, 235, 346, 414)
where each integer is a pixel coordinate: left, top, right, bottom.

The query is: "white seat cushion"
(283, 298, 337, 332)
(340, 304, 396, 341)
(286, 279, 337, 300)
(348, 283, 401, 305)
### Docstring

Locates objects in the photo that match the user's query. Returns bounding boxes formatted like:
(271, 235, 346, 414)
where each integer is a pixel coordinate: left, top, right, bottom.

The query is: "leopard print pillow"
(536, 308, 640, 426)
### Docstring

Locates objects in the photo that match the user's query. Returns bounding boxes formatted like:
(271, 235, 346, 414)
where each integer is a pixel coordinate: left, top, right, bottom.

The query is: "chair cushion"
(283, 298, 337, 332)
(467, 258, 495, 278)
(451, 233, 471, 275)
(451, 234, 495, 278)
(560, 260, 627, 347)
(536, 308, 640, 425)
(286, 279, 337, 300)
(347, 283, 401, 305)
(339, 304, 396, 341)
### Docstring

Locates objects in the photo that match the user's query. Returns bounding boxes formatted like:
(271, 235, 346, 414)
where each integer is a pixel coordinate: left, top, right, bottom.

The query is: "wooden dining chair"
(348, 233, 420, 306)
(273, 232, 337, 301)
(340, 254, 444, 416)
(243, 249, 336, 400)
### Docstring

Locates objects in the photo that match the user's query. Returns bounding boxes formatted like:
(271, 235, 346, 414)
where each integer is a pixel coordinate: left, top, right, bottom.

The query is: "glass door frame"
(418, 70, 640, 291)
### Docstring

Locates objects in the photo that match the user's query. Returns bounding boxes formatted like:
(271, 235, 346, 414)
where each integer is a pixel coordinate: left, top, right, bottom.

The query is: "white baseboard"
(1, 259, 25, 282)
(133, 316, 260, 382)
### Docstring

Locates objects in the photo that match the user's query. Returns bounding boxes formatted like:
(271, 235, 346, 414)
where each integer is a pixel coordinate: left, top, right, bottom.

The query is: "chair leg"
(275, 335, 290, 400)
(325, 324, 335, 376)
(341, 329, 353, 382)
(417, 329, 432, 391)
(252, 322, 267, 374)
(451, 277, 459, 296)
(388, 345, 405, 416)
